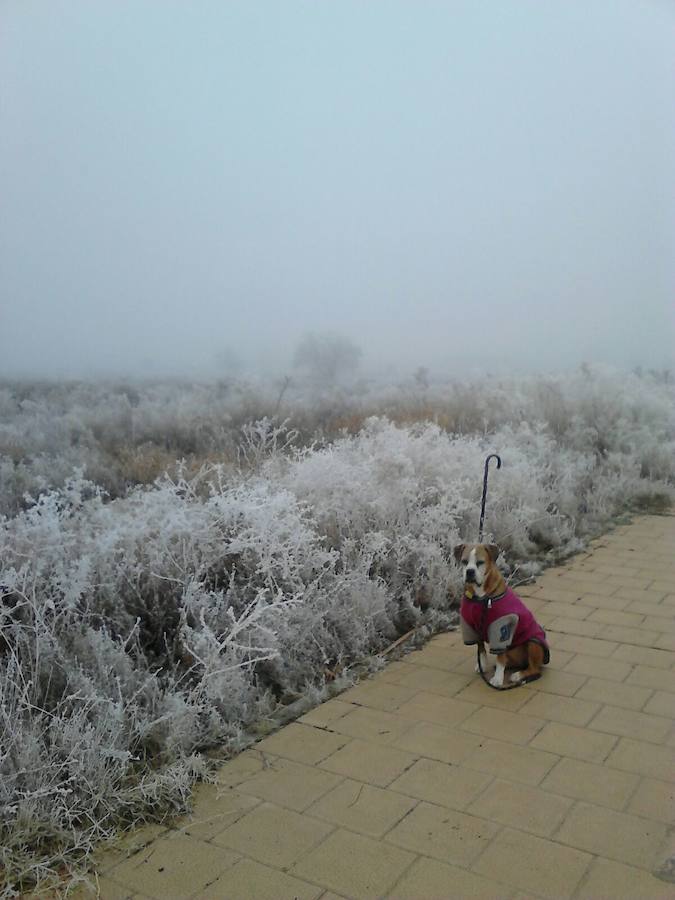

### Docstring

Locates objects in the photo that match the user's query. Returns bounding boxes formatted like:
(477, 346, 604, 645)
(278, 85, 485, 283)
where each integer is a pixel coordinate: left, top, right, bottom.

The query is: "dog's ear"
(452, 544, 465, 563)
(485, 544, 500, 562)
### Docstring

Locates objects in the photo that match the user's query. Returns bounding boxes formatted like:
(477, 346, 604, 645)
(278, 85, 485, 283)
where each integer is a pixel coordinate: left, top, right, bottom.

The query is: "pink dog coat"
(460, 586, 549, 661)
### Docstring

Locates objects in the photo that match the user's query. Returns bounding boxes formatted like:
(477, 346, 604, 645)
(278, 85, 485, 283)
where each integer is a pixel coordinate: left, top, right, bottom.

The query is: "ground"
(71, 515, 675, 899)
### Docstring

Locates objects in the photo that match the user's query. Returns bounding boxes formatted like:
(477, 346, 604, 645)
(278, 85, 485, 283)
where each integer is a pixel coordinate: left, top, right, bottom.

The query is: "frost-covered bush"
(1, 366, 673, 894)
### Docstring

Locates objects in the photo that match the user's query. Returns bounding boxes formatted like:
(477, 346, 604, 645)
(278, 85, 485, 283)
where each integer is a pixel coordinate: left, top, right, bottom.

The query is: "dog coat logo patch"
(499, 623, 511, 643)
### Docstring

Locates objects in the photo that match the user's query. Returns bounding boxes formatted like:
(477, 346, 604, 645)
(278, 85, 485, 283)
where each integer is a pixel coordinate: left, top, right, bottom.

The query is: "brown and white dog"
(454, 543, 549, 688)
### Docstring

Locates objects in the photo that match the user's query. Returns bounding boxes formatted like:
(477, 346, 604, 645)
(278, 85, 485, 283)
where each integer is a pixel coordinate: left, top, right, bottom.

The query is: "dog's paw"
(489, 673, 504, 688)
(510, 671, 524, 684)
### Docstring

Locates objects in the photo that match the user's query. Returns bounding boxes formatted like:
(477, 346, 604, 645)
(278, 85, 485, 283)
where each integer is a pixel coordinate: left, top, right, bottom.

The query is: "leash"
(473, 452, 540, 690)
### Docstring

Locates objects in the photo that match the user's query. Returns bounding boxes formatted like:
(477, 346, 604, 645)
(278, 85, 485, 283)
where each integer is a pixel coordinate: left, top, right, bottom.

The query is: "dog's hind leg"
(510, 642, 545, 683)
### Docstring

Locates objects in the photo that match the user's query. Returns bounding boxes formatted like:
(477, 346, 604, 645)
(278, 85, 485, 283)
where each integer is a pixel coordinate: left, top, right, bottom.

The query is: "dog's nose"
(465, 569, 476, 582)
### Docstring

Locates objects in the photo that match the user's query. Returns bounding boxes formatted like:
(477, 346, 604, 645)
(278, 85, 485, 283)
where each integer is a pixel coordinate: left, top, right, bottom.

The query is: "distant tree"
(413, 366, 429, 389)
(293, 332, 362, 386)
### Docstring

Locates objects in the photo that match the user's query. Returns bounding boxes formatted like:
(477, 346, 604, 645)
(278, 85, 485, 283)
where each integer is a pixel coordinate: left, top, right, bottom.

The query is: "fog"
(1, 0, 673, 380)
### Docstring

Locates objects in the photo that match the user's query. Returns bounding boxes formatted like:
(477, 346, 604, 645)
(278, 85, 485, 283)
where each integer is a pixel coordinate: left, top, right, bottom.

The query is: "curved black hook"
(478, 453, 501, 542)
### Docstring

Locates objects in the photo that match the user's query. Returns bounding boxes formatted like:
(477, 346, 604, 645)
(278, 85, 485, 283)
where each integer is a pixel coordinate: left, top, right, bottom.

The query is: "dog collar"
(463, 588, 507, 606)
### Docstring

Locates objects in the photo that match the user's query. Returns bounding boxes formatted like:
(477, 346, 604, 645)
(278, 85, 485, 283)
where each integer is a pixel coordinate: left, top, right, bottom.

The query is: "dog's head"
(453, 543, 503, 594)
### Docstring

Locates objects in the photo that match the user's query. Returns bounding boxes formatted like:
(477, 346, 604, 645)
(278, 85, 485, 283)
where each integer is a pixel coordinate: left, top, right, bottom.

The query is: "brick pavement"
(83, 515, 675, 899)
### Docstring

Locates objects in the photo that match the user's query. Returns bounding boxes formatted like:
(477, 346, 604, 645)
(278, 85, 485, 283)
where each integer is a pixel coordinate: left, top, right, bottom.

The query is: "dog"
(453, 543, 549, 688)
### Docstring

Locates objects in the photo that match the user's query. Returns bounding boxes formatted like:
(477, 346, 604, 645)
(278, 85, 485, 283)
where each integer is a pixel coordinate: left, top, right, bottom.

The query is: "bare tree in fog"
(293, 332, 363, 386)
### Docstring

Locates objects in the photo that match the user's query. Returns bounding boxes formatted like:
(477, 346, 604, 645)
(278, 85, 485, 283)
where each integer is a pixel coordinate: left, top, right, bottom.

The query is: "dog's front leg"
(475, 641, 492, 674)
(489, 653, 507, 688)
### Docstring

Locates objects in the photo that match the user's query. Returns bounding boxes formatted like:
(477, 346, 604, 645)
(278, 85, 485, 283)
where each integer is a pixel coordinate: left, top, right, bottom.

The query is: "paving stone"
(212, 801, 332, 868)
(110, 834, 239, 899)
(291, 828, 415, 900)
(454, 678, 534, 710)
(396, 690, 478, 727)
(214, 749, 266, 787)
(605, 737, 675, 781)
(472, 827, 592, 900)
(518, 668, 588, 698)
(626, 665, 675, 693)
(549, 616, 603, 637)
(602, 624, 662, 647)
(389, 757, 493, 811)
(405, 646, 467, 671)
(255, 723, 350, 765)
(588, 704, 673, 744)
(299, 699, 354, 728)
(552, 634, 619, 657)
(234, 755, 342, 811)
(471, 777, 573, 837)
(385, 856, 513, 900)
(574, 676, 652, 711)
(530, 721, 617, 763)
(612, 643, 674, 669)
(392, 719, 484, 764)
(192, 857, 322, 900)
(320, 738, 418, 787)
(518, 692, 600, 726)
(170, 784, 260, 841)
(643, 690, 675, 717)
(541, 756, 640, 810)
(576, 858, 675, 900)
(459, 706, 546, 745)
(462, 737, 559, 786)
(338, 679, 419, 712)
(627, 777, 675, 825)
(555, 801, 669, 869)
(393, 664, 473, 697)
(306, 778, 416, 837)
(572, 591, 631, 610)
(564, 653, 633, 682)
(535, 600, 594, 619)
(328, 704, 417, 745)
(385, 800, 499, 865)
(588, 608, 648, 627)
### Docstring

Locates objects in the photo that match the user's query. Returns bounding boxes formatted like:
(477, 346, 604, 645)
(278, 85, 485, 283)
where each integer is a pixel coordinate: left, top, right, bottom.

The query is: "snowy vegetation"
(1, 366, 673, 894)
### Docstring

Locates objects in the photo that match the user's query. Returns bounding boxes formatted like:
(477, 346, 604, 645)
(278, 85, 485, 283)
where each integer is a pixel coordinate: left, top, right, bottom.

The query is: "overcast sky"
(1, 0, 673, 379)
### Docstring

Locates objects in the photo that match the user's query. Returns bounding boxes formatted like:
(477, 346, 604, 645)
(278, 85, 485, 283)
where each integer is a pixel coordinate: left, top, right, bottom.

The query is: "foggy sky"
(1, 0, 673, 379)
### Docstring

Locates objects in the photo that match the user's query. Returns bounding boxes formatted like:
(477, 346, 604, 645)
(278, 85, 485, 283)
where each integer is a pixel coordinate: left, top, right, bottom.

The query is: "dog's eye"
(476, 560, 485, 567)
(461, 559, 468, 566)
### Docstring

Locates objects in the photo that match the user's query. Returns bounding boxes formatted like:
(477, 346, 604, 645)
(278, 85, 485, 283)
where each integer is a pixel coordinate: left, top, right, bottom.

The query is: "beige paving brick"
(396, 690, 478, 727)
(605, 737, 675, 781)
(626, 665, 675, 693)
(454, 677, 534, 709)
(405, 646, 466, 671)
(459, 705, 546, 745)
(192, 857, 322, 900)
(530, 722, 617, 763)
(171, 784, 260, 841)
(320, 738, 418, 787)
(655, 632, 675, 651)
(299, 699, 354, 728)
(536, 600, 594, 619)
(291, 828, 415, 900)
(649, 580, 675, 594)
(92, 825, 171, 875)
(565, 653, 632, 682)
(553, 578, 618, 597)
(385, 856, 513, 900)
(519, 668, 588, 697)
(552, 634, 619, 657)
(612, 643, 674, 669)
(375, 661, 421, 683)
(255, 723, 349, 765)
(548, 616, 603, 637)
(389, 756, 493, 811)
(392, 719, 484, 764)
(473, 777, 573, 837)
(575, 857, 675, 900)
(308, 776, 417, 837)
(588, 608, 647, 627)
(338, 679, 418, 712)
(463, 737, 559, 786)
(541, 756, 640, 810)
(234, 755, 342, 812)
(572, 591, 630, 610)
(644, 615, 675, 634)
(574, 676, 652, 710)
(215, 749, 266, 787)
(627, 599, 673, 617)
(385, 800, 499, 865)
(328, 705, 416, 745)
(519, 692, 600, 726)
(555, 801, 669, 869)
(588, 704, 672, 744)
(627, 777, 675, 825)
(212, 801, 332, 868)
(393, 664, 473, 697)
(110, 834, 239, 899)
(472, 827, 592, 900)
(602, 624, 662, 647)
(643, 689, 675, 717)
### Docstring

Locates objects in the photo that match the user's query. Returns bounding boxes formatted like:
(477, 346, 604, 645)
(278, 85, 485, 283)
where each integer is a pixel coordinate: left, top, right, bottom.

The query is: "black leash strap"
(478, 453, 501, 542)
